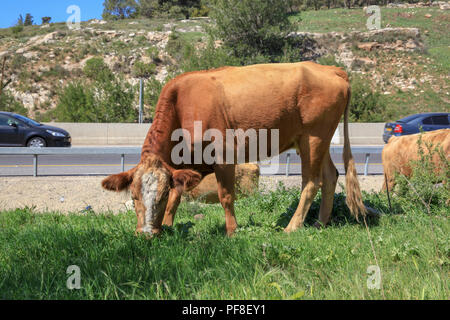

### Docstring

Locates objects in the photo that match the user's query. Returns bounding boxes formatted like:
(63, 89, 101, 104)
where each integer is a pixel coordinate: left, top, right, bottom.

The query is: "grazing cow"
(185, 164, 260, 204)
(102, 62, 367, 236)
(382, 129, 450, 190)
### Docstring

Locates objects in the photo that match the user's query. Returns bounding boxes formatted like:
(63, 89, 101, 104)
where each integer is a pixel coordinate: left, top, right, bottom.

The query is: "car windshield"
(11, 114, 41, 126)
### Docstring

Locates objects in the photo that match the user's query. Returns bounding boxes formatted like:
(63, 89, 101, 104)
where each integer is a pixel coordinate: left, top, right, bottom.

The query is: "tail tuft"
(343, 86, 367, 221)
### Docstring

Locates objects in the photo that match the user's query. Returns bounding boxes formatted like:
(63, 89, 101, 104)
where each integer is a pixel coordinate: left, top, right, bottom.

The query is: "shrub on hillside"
(349, 75, 387, 122)
(210, 0, 301, 62)
(83, 57, 113, 81)
(0, 92, 28, 116)
(190, 3, 210, 17)
(133, 61, 157, 78)
(55, 77, 137, 123)
(166, 32, 241, 73)
(11, 25, 24, 35)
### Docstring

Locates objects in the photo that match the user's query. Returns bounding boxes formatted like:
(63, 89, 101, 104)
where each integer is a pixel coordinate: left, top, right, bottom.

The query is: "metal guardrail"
(284, 146, 384, 176)
(0, 146, 383, 177)
(0, 147, 141, 177)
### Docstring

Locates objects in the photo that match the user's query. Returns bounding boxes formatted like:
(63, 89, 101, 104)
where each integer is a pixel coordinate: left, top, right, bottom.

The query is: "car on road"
(0, 112, 71, 147)
(383, 112, 450, 143)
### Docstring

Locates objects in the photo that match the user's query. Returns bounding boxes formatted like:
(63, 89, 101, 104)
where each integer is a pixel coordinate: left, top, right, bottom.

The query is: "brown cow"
(102, 62, 367, 236)
(185, 164, 260, 203)
(382, 129, 450, 191)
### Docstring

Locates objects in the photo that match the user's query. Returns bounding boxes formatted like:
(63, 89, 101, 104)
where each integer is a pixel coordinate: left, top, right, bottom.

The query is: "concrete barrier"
(44, 123, 151, 145)
(336, 123, 385, 145)
(43, 122, 386, 146)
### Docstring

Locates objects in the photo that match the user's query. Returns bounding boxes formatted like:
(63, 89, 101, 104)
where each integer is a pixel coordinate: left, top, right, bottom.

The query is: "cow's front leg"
(214, 164, 237, 237)
(162, 187, 182, 227)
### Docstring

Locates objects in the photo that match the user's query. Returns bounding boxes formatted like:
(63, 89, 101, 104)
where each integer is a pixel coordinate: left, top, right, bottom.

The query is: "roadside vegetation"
(0, 1, 448, 122)
(0, 145, 448, 299)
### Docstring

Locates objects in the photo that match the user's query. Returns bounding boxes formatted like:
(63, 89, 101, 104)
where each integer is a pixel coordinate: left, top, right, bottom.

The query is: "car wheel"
(27, 137, 46, 148)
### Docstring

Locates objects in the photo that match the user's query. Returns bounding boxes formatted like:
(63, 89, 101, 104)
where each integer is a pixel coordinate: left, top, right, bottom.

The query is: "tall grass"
(0, 179, 448, 299)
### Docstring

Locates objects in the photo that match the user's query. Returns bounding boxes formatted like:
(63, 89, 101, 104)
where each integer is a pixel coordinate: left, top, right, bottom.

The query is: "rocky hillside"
(0, 4, 448, 121)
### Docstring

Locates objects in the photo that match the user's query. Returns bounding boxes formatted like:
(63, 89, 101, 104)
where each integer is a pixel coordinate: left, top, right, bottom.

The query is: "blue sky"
(1, 0, 104, 29)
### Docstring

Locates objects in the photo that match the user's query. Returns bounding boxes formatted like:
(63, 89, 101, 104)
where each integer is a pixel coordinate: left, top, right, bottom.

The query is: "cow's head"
(101, 154, 202, 236)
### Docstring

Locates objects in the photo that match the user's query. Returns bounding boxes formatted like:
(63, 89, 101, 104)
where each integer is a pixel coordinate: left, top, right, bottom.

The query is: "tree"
(24, 13, 34, 26)
(57, 59, 137, 123)
(139, 0, 159, 18)
(138, 0, 202, 18)
(349, 75, 386, 122)
(41, 17, 52, 24)
(16, 14, 24, 26)
(210, 0, 299, 61)
(102, 0, 139, 20)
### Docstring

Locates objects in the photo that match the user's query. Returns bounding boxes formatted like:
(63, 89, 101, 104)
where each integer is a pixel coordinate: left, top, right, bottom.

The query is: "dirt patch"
(0, 175, 384, 213)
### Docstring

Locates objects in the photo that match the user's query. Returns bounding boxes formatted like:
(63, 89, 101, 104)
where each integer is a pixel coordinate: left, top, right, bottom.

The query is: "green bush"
(317, 54, 345, 69)
(0, 92, 28, 116)
(147, 46, 161, 63)
(11, 55, 27, 70)
(180, 41, 241, 72)
(144, 76, 166, 119)
(349, 75, 387, 122)
(139, 0, 202, 18)
(55, 76, 137, 123)
(42, 65, 71, 79)
(54, 82, 95, 122)
(210, 0, 300, 62)
(11, 25, 24, 34)
(83, 57, 113, 81)
(190, 4, 210, 17)
(132, 61, 157, 78)
(166, 32, 240, 74)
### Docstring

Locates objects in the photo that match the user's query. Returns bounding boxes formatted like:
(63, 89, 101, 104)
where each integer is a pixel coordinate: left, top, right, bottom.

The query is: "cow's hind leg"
(214, 164, 237, 236)
(315, 152, 338, 228)
(285, 136, 328, 233)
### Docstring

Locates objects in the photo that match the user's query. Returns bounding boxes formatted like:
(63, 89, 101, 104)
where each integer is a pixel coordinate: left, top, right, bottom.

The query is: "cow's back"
(171, 62, 350, 155)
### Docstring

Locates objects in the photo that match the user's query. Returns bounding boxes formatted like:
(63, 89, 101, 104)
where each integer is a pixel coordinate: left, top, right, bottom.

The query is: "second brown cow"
(382, 129, 450, 190)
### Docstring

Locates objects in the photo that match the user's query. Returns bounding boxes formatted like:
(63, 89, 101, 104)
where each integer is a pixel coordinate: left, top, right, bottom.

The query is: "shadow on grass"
(276, 192, 383, 229)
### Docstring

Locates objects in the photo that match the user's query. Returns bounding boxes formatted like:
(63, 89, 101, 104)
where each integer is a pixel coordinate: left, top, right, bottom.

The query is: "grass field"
(0, 185, 448, 300)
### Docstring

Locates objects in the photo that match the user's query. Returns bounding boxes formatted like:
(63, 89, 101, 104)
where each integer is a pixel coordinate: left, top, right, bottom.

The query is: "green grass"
(0, 185, 448, 300)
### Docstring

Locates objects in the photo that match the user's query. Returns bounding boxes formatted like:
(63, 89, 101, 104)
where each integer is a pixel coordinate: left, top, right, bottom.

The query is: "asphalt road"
(0, 149, 383, 176)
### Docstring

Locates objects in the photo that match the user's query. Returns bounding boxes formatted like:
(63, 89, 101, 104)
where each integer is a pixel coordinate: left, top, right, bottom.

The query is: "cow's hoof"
(313, 221, 324, 229)
(284, 227, 296, 233)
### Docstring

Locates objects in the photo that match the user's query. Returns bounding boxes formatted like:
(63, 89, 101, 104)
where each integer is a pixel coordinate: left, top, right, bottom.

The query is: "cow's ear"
(102, 169, 135, 192)
(171, 169, 202, 191)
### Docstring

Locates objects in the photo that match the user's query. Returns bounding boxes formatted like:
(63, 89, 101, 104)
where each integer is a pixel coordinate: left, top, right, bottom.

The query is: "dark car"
(0, 112, 71, 147)
(383, 112, 450, 143)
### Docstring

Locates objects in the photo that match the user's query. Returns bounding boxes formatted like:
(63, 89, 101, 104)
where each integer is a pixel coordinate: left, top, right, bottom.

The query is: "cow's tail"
(343, 86, 367, 221)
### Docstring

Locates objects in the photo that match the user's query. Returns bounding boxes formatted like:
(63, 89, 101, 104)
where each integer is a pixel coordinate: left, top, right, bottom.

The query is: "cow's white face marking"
(141, 172, 159, 235)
